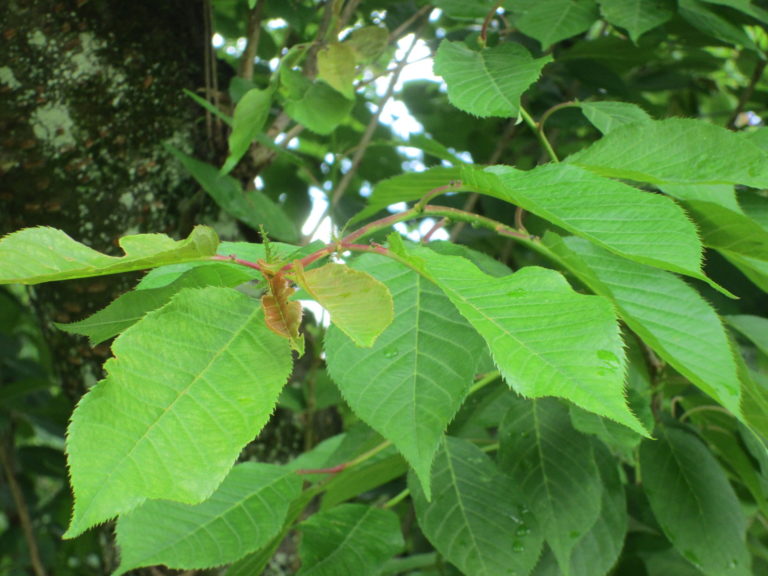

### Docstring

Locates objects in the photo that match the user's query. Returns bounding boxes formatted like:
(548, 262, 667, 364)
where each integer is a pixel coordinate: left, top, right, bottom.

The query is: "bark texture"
(0, 0, 208, 393)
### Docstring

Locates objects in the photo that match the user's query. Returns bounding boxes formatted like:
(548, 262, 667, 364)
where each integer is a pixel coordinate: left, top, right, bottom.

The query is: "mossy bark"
(0, 0, 208, 394)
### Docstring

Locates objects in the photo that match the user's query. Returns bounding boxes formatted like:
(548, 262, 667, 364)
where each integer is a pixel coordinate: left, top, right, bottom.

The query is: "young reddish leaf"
(261, 272, 304, 354)
(294, 262, 394, 347)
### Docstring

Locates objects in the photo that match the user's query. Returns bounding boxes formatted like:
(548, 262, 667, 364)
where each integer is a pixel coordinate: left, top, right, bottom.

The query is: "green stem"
(468, 370, 500, 395)
(539, 101, 579, 132)
(520, 106, 559, 163)
(383, 487, 410, 509)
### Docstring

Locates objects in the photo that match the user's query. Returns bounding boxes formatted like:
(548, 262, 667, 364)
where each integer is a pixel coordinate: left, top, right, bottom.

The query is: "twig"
(728, 59, 766, 130)
(449, 119, 519, 242)
(480, 1, 503, 45)
(520, 106, 559, 163)
(388, 4, 433, 43)
(239, 0, 267, 81)
(330, 31, 422, 209)
(296, 440, 391, 475)
(0, 437, 47, 576)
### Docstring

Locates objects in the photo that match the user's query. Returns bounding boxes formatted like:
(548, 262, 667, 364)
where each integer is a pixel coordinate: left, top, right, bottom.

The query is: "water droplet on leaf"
(383, 348, 399, 358)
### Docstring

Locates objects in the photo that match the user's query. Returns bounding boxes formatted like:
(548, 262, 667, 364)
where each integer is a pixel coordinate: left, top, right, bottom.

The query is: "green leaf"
(346, 26, 389, 63)
(486, 164, 706, 281)
(221, 88, 273, 174)
(410, 436, 543, 576)
(531, 443, 628, 576)
(297, 504, 403, 576)
(433, 41, 552, 118)
(317, 43, 357, 99)
(544, 234, 742, 417)
(295, 262, 393, 347)
(498, 398, 603, 573)
(352, 166, 462, 223)
(64, 287, 292, 538)
(403, 245, 648, 435)
(432, 0, 498, 19)
(169, 146, 299, 242)
(661, 188, 768, 292)
(598, 0, 676, 42)
(280, 69, 354, 135)
(568, 118, 768, 188)
(0, 226, 218, 285)
(56, 263, 255, 345)
(114, 463, 302, 574)
(324, 255, 486, 497)
(726, 315, 768, 357)
(579, 101, 652, 133)
(679, 0, 758, 50)
(639, 426, 751, 576)
(505, 0, 600, 48)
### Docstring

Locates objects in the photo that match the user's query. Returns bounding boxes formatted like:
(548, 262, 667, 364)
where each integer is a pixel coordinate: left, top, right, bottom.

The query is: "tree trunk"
(0, 0, 209, 394)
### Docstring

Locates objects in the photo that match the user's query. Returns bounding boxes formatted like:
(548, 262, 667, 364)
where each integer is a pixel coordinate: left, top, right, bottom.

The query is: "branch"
(520, 106, 559, 163)
(0, 437, 47, 576)
(330, 31, 422, 208)
(238, 0, 267, 81)
(727, 59, 766, 130)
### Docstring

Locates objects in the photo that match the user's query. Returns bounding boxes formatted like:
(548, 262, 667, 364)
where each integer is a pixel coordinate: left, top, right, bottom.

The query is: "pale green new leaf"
(639, 426, 751, 576)
(317, 43, 357, 99)
(505, 0, 600, 48)
(295, 262, 393, 347)
(221, 88, 272, 174)
(433, 41, 551, 118)
(568, 118, 768, 188)
(324, 255, 486, 497)
(544, 234, 742, 416)
(403, 245, 647, 435)
(579, 101, 652, 134)
(487, 164, 705, 281)
(56, 263, 255, 346)
(0, 226, 218, 285)
(169, 146, 298, 242)
(345, 26, 388, 63)
(115, 463, 302, 574)
(65, 287, 293, 538)
(280, 69, 354, 135)
(498, 398, 603, 574)
(297, 504, 403, 576)
(598, 0, 675, 42)
(410, 436, 543, 576)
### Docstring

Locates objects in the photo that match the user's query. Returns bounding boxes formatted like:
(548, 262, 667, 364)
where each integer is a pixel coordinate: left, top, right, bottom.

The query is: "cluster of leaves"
(3, 0, 768, 575)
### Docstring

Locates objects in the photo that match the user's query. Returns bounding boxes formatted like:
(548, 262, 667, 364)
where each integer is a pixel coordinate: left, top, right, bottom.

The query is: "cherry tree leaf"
(598, 0, 676, 42)
(317, 42, 357, 99)
(544, 234, 742, 416)
(294, 262, 393, 347)
(297, 504, 403, 576)
(221, 88, 272, 174)
(65, 287, 293, 538)
(410, 436, 543, 575)
(579, 100, 652, 133)
(505, 0, 600, 48)
(567, 118, 768, 188)
(402, 245, 648, 435)
(434, 41, 551, 118)
(115, 463, 302, 574)
(324, 255, 486, 497)
(485, 164, 706, 283)
(56, 263, 255, 345)
(640, 426, 751, 576)
(0, 226, 218, 285)
(498, 398, 603, 574)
